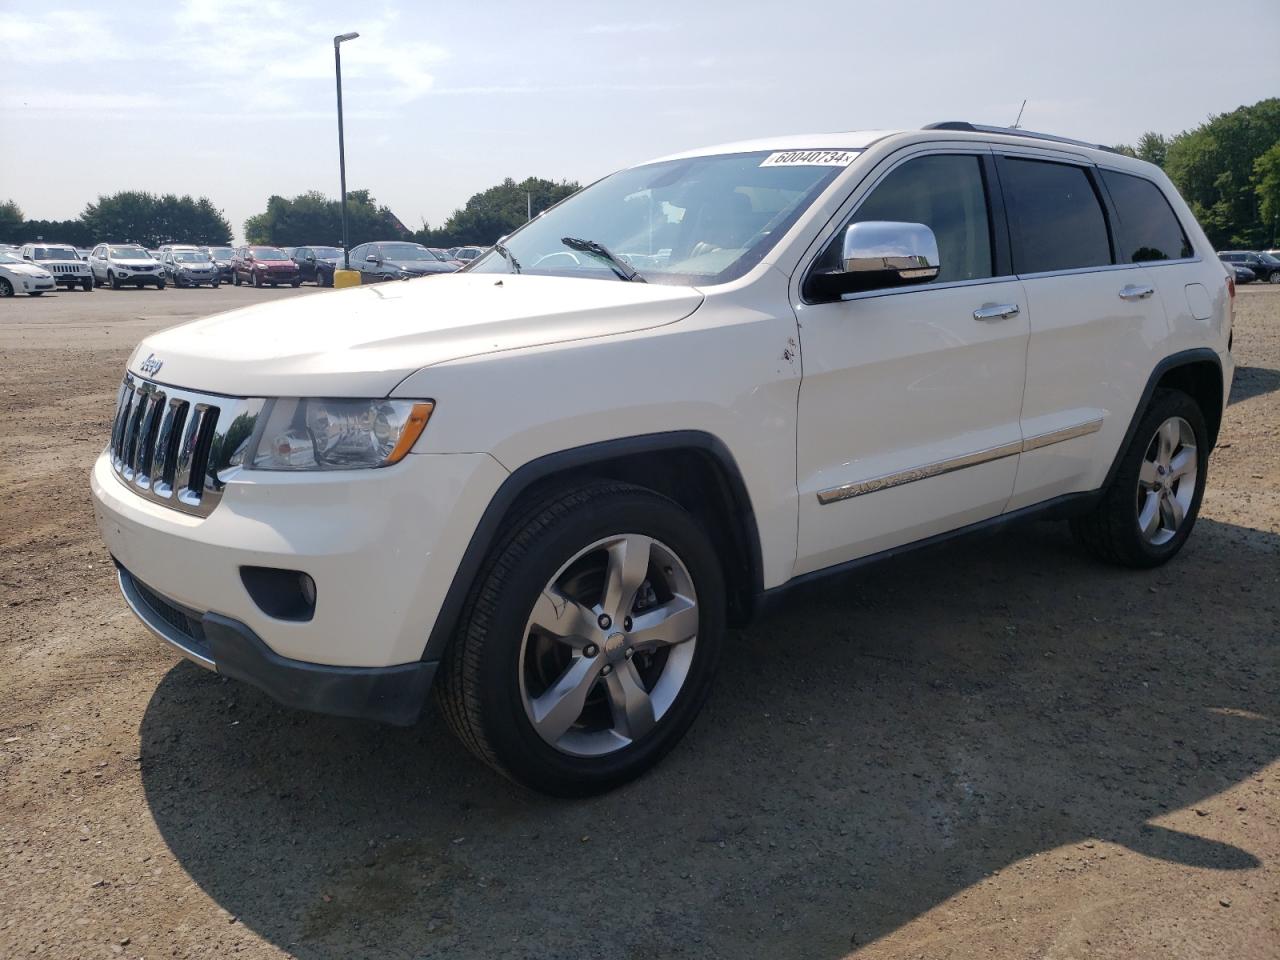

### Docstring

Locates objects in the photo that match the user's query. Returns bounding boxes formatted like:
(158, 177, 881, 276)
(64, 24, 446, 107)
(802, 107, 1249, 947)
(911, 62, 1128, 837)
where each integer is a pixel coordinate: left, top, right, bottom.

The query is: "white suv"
(89, 243, 167, 289)
(91, 124, 1233, 795)
(20, 243, 93, 291)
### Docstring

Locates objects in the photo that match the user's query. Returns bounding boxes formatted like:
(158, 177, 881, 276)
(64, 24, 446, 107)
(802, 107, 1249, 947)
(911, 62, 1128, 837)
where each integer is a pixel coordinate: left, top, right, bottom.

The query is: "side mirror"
(366, 255, 379, 264)
(807, 221, 940, 301)
(306, 255, 316, 262)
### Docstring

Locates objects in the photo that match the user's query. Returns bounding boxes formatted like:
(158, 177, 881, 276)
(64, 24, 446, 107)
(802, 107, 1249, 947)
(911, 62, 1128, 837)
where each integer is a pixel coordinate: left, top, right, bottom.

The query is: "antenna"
(1011, 99, 1027, 130)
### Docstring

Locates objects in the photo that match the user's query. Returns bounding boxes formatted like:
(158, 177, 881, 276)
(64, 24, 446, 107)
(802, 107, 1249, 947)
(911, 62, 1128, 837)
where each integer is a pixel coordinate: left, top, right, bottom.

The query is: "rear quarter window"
(1001, 158, 1112, 275)
(1100, 170, 1193, 263)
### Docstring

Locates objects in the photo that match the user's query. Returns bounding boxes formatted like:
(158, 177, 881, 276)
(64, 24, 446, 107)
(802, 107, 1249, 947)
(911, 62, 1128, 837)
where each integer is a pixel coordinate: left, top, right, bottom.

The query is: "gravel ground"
(1, 285, 1277, 959)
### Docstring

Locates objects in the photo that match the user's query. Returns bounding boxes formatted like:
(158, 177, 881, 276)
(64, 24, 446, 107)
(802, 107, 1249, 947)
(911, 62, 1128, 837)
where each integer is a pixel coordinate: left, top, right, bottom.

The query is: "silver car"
(163, 249, 221, 288)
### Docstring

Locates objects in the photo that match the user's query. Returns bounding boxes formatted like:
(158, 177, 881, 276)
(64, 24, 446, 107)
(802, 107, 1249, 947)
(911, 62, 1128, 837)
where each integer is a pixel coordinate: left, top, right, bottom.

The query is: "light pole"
(334, 31, 359, 272)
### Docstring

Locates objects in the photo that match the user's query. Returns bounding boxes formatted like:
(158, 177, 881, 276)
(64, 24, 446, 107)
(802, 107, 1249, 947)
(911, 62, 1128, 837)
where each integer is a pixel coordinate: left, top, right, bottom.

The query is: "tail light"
(1227, 274, 1236, 300)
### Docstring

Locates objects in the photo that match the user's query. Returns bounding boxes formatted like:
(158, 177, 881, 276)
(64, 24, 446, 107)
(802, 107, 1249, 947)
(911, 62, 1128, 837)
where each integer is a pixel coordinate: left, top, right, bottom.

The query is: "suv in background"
(232, 245, 301, 287)
(452, 245, 484, 263)
(349, 241, 457, 282)
(20, 243, 93, 291)
(89, 244, 166, 289)
(200, 246, 236, 283)
(93, 124, 1232, 796)
(1217, 250, 1280, 283)
(290, 245, 344, 286)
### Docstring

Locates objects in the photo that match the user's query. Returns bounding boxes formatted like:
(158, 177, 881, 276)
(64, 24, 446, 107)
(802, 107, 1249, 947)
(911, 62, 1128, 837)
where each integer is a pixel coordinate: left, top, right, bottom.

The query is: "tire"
(212, 280, 220, 288)
(1269, 271, 1280, 284)
(155, 280, 165, 290)
(252, 273, 262, 288)
(291, 278, 300, 288)
(28, 291, 43, 296)
(0, 277, 12, 297)
(319, 270, 331, 288)
(109, 271, 121, 290)
(1070, 388, 1209, 568)
(438, 481, 726, 796)
(233, 272, 241, 286)
(81, 278, 92, 291)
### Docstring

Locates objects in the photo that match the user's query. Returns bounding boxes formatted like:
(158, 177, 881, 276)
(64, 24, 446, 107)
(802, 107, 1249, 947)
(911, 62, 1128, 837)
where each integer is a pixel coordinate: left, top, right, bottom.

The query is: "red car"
(232, 245, 301, 288)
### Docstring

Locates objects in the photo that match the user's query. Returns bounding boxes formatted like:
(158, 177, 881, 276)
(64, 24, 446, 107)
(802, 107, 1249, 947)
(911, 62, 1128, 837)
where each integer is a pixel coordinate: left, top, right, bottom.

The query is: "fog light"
(240, 566, 317, 622)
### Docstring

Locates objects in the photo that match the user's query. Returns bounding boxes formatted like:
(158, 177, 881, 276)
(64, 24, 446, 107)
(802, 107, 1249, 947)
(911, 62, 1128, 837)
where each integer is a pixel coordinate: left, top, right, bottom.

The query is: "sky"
(2, 0, 1277, 243)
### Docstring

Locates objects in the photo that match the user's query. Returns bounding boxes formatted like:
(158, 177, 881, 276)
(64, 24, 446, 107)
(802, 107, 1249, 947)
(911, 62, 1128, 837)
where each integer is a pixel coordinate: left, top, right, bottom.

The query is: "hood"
(113, 258, 160, 268)
(3, 262, 53, 278)
(128, 272, 704, 397)
(254, 259, 296, 268)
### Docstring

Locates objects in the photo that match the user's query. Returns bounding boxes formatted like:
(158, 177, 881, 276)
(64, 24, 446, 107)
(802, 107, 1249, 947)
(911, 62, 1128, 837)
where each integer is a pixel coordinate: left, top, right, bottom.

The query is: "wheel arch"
(1103, 348, 1224, 490)
(420, 431, 765, 663)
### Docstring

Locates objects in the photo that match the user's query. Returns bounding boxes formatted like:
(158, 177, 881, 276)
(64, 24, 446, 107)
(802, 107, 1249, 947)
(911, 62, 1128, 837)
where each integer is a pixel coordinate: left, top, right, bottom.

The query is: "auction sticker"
(760, 150, 859, 167)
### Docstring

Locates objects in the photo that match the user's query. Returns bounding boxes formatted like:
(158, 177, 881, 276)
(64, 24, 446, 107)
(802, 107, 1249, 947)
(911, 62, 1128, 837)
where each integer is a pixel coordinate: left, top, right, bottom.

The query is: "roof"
(646, 130, 901, 164)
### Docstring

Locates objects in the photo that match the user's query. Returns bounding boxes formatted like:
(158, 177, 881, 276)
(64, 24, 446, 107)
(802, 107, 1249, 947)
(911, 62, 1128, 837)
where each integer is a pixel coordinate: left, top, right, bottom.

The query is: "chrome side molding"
(817, 418, 1104, 505)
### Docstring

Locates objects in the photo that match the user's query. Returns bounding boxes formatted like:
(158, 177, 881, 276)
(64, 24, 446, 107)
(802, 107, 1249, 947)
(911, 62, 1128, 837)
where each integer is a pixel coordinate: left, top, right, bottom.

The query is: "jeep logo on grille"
(139, 354, 164, 376)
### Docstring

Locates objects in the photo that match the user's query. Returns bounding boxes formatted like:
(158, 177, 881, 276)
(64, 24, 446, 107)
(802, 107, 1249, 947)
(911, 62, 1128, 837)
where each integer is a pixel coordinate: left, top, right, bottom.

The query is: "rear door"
(793, 148, 1030, 574)
(997, 152, 1170, 510)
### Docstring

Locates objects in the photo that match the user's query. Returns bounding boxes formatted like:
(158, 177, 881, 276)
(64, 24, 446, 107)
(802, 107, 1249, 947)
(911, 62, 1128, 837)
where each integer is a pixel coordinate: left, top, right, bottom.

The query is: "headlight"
(248, 398, 434, 471)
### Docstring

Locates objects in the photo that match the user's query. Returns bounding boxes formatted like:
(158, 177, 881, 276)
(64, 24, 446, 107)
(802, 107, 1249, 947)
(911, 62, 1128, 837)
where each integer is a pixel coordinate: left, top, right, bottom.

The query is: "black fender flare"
(419, 430, 764, 662)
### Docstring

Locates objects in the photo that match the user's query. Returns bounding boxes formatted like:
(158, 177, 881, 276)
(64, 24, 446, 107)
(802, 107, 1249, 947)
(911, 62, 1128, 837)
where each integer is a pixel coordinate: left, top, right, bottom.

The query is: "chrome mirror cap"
(841, 220, 941, 282)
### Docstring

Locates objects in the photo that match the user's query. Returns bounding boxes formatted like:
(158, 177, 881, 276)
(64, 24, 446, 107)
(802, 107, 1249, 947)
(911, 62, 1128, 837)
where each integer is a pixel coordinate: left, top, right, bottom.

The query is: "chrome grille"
(50, 263, 84, 274)
(107, 374, 266, 517)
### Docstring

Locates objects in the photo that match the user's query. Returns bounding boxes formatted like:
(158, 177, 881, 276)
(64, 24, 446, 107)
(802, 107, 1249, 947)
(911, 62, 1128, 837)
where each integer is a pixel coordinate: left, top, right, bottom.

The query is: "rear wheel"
(1070, 388, 1208, 567)
(439, 481, 725, 796)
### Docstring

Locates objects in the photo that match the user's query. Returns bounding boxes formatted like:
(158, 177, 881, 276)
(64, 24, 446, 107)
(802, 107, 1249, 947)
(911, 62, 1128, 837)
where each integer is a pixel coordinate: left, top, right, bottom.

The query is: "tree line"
(0, 176, 580, 251)
(1114, 97, 1280, 249)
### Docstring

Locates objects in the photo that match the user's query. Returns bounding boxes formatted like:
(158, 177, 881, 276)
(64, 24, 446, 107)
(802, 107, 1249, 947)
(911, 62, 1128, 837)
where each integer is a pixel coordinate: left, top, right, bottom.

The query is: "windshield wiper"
(560, 237, 644, 282)
(493, 241, 522, 274)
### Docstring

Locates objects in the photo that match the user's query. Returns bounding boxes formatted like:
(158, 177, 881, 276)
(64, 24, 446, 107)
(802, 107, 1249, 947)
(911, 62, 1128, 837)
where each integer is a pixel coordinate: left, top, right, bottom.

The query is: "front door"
(793, 149, 1029, 576)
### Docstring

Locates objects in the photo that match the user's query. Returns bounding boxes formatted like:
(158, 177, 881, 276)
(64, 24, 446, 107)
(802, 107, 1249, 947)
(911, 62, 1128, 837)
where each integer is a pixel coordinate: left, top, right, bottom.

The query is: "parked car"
(232, 245, 301, 287)
(349, 241, 456, 283)
(162, 249, 220, 288)
(452, 245, 484, 263)
(200, 246, 236, 283)
(1226, 263, 1257, 284)
(89, 243, 166, 289)
(93, 123, 1233, 796)
(19, 243, 92, 290)
(427, 247, 465, 268)
(0, 250, 56, 296)
(291, 245, 344, 286)
(75, 248, 91, 261)
(1218, 250, 1280, 283)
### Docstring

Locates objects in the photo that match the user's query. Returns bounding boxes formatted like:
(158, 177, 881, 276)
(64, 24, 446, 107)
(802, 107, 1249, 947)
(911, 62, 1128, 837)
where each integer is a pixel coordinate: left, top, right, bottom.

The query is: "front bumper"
(91, 446, 508, 678)
(116, 563, 436, 724)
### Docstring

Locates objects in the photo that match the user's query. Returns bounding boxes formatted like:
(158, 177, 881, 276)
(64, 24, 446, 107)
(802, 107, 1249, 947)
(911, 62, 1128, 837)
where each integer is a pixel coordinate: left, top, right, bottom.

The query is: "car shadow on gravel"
(139, 517, 1277, 960)
(1229, 365, 1280, 405)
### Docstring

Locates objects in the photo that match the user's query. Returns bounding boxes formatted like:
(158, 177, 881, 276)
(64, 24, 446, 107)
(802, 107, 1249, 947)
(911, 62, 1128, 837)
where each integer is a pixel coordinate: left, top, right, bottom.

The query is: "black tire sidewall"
(472, 491, 725, 795)
(1113, 390, 1210, 565)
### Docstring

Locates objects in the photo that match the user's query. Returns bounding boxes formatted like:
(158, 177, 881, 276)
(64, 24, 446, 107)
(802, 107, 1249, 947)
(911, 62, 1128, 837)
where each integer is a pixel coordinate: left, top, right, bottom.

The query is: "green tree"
(243, 189, 406, 247)
(1164, 98, 1280, 248)
(81, 192, 232, 247)
(415, 177, 581, 248)
(1254, 142, 1280, 247)
(1135, 131, 1169, 167)
(0, 199, 24, 242)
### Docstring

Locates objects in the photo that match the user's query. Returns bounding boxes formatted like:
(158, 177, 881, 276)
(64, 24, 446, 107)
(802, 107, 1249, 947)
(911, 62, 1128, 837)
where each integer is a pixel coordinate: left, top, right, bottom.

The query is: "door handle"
(973, 303, 1021, 321)
(1119, 284, 1155, 301)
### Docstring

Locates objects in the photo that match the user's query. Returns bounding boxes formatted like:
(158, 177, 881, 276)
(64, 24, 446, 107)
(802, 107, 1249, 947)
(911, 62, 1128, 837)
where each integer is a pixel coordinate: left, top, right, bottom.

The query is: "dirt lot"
(1, 285, 1277, 960)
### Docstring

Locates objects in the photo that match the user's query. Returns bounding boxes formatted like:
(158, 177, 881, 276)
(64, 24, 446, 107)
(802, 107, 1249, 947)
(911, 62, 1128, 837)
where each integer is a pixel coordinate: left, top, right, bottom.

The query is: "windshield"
(250, 246, 289, 260)
(469, 150, 854, 285)
(109, 245, 150, 259)
(456, 247, 482, 259)
(174, 251, 212, 263)
(312, 246, 343, 258)
(32, 247, 79, 260)
(207, 247, 234, 259)
(380, 243, 433, 261)
(1258, 252, 1280, 265)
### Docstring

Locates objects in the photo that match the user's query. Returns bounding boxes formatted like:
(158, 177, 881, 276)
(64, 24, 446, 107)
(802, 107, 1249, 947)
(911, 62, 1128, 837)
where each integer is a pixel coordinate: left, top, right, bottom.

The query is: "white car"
(0, 251, 56, 296)
(89, 243, 167, 290)
(19, 243, 93, 291)
(92, 123, 1233, 795)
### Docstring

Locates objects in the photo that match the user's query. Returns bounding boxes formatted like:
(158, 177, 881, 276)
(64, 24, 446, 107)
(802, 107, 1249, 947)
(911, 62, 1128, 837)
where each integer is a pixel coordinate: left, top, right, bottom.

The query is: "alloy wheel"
(518, 533, 700, 758)
(1136, 416, 1197, 546)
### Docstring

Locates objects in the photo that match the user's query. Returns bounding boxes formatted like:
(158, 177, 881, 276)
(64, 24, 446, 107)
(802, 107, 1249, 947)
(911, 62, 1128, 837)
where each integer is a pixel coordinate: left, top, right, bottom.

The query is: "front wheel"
(439, 481, 725, 796)
(1070, 388, 1209, 567)
(233, 272, 241, 286)
(252, 273, 263, 288)
(1269, 271, 1280, 284)
(291, 278, 300, 288)
(109, 272, 121, 290)
(0, 277, 13, 297)
(211, 280, 220, 288)
(81, 278, 92, 291)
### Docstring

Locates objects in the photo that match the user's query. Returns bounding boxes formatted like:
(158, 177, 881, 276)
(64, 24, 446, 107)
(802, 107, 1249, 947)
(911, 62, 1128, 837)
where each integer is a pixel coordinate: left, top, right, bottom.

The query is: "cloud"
(0, 10, 128, 64)
(584, 22, 673, 35)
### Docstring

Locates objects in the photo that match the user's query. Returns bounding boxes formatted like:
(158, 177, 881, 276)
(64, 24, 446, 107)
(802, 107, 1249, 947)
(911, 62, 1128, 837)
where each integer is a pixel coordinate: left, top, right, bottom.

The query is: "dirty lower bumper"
(117, 563, 436, 726)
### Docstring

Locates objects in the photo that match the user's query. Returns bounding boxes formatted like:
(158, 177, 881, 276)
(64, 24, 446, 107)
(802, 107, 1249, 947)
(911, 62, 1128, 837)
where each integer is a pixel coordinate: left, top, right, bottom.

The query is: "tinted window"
(1002, 159, 1111, 274)
(815, 154, 994, 285)
(1101, 170, 1192, 263)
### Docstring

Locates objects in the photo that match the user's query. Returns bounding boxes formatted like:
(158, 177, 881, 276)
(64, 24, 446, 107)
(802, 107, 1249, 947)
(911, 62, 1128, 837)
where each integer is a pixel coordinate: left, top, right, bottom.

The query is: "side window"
(819, 154, 994, 285)
(1001, 158, 1112, 274)
(1100, 170, 1192, 263)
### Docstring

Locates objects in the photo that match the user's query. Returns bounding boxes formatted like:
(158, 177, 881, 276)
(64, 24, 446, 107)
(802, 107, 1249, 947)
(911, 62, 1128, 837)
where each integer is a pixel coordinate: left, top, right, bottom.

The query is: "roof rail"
(922, 121, 1120, 154)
